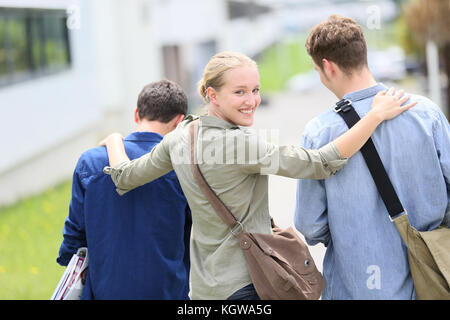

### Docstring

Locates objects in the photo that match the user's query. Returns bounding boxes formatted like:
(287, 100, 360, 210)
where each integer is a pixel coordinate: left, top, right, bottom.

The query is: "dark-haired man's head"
(135, 79, 188, 135)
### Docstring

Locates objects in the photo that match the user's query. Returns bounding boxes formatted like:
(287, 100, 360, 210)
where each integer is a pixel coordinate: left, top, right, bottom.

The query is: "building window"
(227, 0, 272, 20)
(0, 7, 71, 87)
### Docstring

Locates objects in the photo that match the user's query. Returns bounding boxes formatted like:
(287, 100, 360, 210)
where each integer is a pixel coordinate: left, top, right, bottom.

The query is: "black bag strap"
(334, 99, 405, 220)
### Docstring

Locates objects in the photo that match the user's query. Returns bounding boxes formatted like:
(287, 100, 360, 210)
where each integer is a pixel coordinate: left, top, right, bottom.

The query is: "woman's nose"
(245, 93, 256, 106)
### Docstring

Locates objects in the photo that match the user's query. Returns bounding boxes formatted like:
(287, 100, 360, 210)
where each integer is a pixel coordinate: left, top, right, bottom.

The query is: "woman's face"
(208, 65, 261, 127)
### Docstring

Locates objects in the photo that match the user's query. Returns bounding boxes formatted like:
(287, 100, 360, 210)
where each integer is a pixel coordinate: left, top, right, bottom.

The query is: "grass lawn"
(0, 180, 71, 299)
(257, 35, 313, 94)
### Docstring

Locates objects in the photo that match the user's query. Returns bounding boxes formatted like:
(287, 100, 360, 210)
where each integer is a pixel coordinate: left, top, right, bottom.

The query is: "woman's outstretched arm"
(240, 88, 417, 180)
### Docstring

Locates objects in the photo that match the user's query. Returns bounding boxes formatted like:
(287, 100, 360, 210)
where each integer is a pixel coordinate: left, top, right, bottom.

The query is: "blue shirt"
(294, 84, 450, 300)
(57, 132, 191, 300)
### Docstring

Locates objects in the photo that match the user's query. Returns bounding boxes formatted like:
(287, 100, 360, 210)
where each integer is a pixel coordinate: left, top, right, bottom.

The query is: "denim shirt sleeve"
(433, 110, 450, 227)
(294, 134, 331, 246)
(57, 157, 88, 266)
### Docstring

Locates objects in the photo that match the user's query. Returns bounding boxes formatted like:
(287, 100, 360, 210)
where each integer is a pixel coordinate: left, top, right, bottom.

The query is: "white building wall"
(0, 0, 162, 205)
(0, 0, 281, 205)
(220, 13, 282, 57)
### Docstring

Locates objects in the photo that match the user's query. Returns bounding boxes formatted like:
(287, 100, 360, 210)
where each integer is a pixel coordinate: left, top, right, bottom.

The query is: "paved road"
(251, 81, 425, 271)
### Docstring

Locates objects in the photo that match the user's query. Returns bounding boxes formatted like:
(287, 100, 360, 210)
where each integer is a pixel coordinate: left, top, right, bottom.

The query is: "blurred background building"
(0, 0, 448, 205)
(1, 0, 449, 206)
(0, 0, 284, 205)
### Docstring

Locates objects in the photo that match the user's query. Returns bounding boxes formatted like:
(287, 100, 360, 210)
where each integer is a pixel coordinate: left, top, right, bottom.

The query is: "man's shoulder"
(302, 109, 347, 145)
(407, 93, 444, 120)
(76, 146, 109, 177)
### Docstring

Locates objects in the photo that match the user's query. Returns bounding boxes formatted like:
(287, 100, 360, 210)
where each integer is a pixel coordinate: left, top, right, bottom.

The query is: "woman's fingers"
(98, 133, 124, 146)
(394, 89, 405, 101)
(393, 100, 417, 117)
(386, 87, 396, 96)
(397, 94, 410, 106)
(371, 88, 417, 120)
(403, 101, 418, 110)
(98, 138, 108, 146)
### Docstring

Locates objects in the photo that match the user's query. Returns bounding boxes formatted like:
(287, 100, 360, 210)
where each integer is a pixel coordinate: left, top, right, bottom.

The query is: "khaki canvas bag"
(335, 99, 450, 300)
(189, 120, 325, 300)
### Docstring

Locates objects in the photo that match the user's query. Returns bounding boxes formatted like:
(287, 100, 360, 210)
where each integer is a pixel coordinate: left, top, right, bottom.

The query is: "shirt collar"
(199, 115, 240, 130)
(343, 83, 388, 103)
(124, 131, 163, 142)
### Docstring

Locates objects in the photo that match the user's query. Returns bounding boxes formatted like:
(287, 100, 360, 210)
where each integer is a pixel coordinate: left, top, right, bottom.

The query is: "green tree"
(404, 0, 450, 115)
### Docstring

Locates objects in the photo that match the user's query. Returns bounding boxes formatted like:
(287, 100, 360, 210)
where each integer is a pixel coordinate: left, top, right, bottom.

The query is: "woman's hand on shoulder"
(369, 87, 417, 122)
(98, 133, 124, 146)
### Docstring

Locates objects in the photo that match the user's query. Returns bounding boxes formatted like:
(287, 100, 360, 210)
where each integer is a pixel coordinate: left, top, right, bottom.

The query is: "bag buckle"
(230, 221, 244, 236)
(334, 99, 352, 113)
(389, 210, 408, 222)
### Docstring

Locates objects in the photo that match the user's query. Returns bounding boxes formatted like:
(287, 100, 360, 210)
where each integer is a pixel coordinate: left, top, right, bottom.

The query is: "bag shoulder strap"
(334, 99, 405, 220)
(189, 120, 243, 232)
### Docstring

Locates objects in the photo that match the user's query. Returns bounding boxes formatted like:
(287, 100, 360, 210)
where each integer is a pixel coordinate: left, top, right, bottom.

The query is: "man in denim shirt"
(57, 80, 191, 299)
(294, 15, 450, 299)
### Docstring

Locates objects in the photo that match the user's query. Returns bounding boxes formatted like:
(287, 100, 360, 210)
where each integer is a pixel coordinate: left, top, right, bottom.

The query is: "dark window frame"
(0, 7, 71, 88)
(227, 0, 272, 21)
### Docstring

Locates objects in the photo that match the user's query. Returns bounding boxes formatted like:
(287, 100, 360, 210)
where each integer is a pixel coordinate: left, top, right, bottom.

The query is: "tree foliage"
(404, 0, 450, 46)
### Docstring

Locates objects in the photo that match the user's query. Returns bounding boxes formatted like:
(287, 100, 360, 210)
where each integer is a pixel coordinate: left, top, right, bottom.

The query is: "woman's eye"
(252, 88, 260, 94)
(235, 90, 244, 95)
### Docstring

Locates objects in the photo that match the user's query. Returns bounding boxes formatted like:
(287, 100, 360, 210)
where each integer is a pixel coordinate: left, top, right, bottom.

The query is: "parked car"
(368, 46, 407, 82)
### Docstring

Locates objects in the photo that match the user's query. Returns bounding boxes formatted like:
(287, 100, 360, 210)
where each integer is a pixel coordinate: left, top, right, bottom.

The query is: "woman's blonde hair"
(197, 51, 257, 103)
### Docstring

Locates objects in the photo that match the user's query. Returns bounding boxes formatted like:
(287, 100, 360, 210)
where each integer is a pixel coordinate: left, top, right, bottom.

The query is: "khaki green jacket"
(105, 115, 348, 299)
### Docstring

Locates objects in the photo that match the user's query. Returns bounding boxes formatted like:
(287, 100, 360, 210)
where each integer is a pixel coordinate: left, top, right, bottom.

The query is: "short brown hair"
(137, 79, 188, 123)
(305, 15, 368, 75)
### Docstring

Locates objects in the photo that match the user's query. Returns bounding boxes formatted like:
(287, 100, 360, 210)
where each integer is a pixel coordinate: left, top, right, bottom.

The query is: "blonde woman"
(100, 51, 416, 300)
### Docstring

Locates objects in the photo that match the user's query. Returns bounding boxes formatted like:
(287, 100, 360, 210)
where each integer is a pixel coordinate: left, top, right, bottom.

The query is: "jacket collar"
(343, 83, 388, 103)
(199, 115, 240, 130)
(124, 131, 163, 142)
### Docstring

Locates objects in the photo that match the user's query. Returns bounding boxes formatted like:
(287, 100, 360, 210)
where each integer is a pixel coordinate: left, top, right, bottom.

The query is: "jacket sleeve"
(294, 134, 331, 246)
(239, 130, 348, 179)
(57, 158, 88, 266)
(105, 133, 173, 196)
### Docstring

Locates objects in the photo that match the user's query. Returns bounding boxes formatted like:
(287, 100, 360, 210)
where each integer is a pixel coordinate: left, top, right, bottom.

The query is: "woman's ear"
(207, 87, 218, 105)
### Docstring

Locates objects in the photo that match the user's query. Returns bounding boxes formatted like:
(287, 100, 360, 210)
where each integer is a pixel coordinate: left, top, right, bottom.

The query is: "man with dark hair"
(57, 79, 192, 299)
(294, 15, 449, 299)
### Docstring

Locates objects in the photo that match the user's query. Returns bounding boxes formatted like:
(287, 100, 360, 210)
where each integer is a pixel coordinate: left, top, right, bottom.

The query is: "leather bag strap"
(334, 99, 405, 220)
(189, 120, 243, 232)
